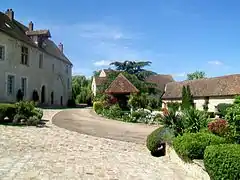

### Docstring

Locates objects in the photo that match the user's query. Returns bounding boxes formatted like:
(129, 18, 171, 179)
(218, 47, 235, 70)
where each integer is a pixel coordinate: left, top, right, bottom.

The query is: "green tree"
(187, 71, 206, 80)
(110, 60, 156, 80)
(72, 75, 92, 104)
(182, 85, 193, 109)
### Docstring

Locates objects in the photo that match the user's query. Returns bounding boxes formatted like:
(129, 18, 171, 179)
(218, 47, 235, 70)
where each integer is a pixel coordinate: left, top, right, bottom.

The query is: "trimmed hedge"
(204, 144, 240, 180)
(173, 132, 227, 162)
(146, 127, 174, 156)
(0, 103, 16, 120)
(0, 102, 43, 126)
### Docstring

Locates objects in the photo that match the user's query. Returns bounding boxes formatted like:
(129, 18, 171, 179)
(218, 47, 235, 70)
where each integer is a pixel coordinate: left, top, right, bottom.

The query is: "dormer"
(25, 21, 51, 48)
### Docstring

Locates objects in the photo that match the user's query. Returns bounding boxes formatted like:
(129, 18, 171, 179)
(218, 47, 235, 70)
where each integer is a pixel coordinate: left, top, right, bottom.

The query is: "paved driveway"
(0, 109, 197, 180)
(52, 108, 158, 144)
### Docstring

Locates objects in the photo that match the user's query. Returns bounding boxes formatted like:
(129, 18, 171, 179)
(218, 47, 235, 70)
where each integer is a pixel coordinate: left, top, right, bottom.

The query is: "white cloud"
(208, 60, 223, 65)
(93, 60, 112, 67)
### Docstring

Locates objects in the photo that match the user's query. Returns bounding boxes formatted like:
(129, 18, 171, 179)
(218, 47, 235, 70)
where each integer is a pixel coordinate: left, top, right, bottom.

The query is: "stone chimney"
(29, 21, 34, 31)
(5, 9, 14, 21)
(58, 43, 63, 53)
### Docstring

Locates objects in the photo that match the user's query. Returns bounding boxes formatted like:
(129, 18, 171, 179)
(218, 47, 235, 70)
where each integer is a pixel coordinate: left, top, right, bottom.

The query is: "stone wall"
(165, 144, 210, 180)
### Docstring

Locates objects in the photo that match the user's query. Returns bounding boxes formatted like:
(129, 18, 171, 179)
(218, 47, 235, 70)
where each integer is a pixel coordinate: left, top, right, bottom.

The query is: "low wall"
(166, 144, 210, 180)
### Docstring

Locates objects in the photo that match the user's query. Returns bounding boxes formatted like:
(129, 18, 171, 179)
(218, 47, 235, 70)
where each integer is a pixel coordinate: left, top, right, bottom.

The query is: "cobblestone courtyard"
(0, 109, 196, 180)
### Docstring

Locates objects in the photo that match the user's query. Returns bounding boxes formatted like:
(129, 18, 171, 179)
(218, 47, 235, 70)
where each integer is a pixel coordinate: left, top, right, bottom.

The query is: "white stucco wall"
(91, 77, 97, 96)
(163, 97, 234, 112)
(99, 70, 106, 77)
(0, 31, 72, 105)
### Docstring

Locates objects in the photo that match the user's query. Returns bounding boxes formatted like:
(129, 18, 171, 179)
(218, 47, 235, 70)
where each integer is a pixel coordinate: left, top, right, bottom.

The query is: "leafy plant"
(173, 132, 227, 162)
(225, 98, 240, 143)
(182, 108, 209, 133)
(216, 103, 233, 118)
(26, 116, 40, 126)
(160, 108, 184, 136)
(204, 144, 240, 180)
(15, 101, 35, 119)
(167, 102, 181, 112)
(208, 119, 229, 137)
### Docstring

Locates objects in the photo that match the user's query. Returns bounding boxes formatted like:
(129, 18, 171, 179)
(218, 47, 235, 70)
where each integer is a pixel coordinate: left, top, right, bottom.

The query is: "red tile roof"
(105, 73, 139, 94)
(162, 74, 240, 99)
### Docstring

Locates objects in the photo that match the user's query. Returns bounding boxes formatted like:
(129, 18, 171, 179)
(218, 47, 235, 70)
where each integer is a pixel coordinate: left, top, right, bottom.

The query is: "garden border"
(165, 144, 210, 180)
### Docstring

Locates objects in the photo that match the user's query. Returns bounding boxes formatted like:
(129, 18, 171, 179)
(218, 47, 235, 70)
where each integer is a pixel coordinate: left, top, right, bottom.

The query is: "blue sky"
(2, 0, 240, 80)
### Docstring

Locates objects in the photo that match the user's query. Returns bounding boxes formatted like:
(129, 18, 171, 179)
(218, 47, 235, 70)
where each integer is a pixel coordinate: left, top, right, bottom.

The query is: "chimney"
(29, 21, 34, 31)
(5, 9, 14, 21)
(58, 43, 63, 53)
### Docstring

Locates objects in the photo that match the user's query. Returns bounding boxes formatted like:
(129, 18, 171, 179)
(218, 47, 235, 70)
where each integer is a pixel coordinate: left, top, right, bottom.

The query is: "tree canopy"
(72, 75, 92, 105)
(110, 60, 156, 80)
(187, 71, 206, 80)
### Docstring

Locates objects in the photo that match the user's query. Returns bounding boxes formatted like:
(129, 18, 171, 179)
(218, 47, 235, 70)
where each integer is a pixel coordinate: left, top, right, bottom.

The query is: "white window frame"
(65, 64, 68, 74)
(20, 76, 28, 98)
(52, 64, 55, 72)
(5, 73, 16, 96)
(21, 46, 29, 65)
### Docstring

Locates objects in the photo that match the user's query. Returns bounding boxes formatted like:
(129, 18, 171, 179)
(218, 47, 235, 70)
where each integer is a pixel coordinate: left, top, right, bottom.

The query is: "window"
(0, 45, 5, 61)
(21, 77, 27, 96)
(65, 65, 68, 74)
(67, 78, 70, 89)
(7, 75, 15, 95)
(52, 64, 55, 72)
(21, 46, 29, 65)
(39, 54, 43, 68)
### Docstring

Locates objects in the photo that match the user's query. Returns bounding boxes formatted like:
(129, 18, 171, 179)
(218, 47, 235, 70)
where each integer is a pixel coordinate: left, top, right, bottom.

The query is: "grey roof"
(0, 11, 72, 65)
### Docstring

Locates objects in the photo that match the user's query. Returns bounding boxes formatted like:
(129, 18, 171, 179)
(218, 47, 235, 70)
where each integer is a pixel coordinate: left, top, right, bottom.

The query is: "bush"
(160, 108, 184, 136)
(182, 108, 209, 133)
(167, 102, 181, 112)
(26, 116, 40, 126)
(216, 103, 233, 118)
(147, 127, 174, 156)
(15, 101, 35, 119)
(93, 101, 105, 114)
(208, 119, 229, 137)
(225, 103, 240, 143)
(32, 108, 43, 120)
(0, 103, 16, 121)
(173, 132, 227, 161)
(204, 144, 240, 180)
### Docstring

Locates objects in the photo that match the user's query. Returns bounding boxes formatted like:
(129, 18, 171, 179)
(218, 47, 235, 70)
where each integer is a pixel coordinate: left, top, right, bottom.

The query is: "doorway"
(41, 85, 45, 103)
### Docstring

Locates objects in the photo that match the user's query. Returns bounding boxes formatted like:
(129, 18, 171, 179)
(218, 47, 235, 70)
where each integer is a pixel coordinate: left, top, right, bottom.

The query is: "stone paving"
(0, 109, 197, 180)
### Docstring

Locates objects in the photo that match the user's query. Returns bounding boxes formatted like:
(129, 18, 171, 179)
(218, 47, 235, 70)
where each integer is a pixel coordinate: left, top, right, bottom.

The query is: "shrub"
(160, 108, 184, 136)
(208, 119, 229, 137)
(106, 104, 122, 118)
(216, 103, 233, 118)
(173, 132, 227, 161)
(15, 101, 35, 119)
(128, 93, 149, 109)
(182, 108, 209, 133)
(32, 108, 43, 120)
(0, 103, 16, 121)
(225, 103, 240, 143)
(26, 116, 40, 126)
(204, 144, 240, 180)
(167, 102, 181, 112)
(147, 127, 174, 156)
(93, 101, 105, 114)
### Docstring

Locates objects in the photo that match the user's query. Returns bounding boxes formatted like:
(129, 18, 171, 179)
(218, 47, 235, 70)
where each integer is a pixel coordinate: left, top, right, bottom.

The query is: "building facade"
(0, 9, 72, 106)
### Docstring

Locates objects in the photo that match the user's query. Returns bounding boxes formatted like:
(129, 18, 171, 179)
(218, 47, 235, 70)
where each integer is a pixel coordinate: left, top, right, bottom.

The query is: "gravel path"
(0, 109, 197, 180)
